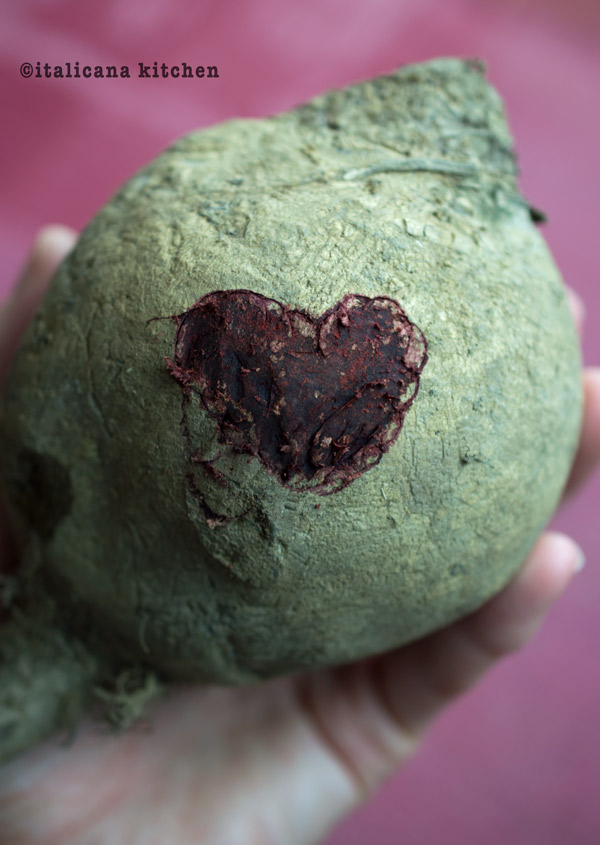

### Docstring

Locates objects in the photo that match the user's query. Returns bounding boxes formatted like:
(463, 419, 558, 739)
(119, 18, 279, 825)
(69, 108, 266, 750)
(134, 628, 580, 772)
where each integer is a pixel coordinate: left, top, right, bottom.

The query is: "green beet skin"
(0, 58, 582, 764)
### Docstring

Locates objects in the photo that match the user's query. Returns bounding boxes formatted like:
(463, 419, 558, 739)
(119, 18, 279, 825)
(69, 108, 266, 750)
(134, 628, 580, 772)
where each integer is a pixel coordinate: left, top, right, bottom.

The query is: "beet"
(0, 58, 582, 764)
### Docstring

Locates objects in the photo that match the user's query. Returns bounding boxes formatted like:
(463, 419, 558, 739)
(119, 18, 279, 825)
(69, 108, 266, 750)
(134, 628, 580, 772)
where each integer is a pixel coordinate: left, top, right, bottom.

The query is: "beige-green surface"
(0, 58, 582, 763)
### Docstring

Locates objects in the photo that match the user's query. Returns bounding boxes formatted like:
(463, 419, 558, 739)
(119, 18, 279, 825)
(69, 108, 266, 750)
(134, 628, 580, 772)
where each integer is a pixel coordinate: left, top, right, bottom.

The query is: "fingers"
(563, 367, 600, 499)
(370, 532, 582, 740)
(296, 533, 581, 801)
(560, 287, 600, 499)
(0, 225, 77, 389)
(456, 532, 583, 658)
(566, 287, 585, 335)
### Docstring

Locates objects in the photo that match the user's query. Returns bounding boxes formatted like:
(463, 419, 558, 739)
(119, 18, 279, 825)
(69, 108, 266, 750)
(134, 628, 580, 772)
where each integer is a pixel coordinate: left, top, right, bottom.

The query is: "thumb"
(0, 226, 77, 388)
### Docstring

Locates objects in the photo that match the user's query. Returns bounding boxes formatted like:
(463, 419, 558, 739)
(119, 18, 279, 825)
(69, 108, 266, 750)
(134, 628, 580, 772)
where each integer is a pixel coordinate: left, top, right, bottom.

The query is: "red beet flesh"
(167, 290, 428, 494)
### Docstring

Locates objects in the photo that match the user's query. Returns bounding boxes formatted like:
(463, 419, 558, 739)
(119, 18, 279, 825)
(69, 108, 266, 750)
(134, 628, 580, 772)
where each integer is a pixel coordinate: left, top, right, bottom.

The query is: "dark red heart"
(167, 290, 428, 494)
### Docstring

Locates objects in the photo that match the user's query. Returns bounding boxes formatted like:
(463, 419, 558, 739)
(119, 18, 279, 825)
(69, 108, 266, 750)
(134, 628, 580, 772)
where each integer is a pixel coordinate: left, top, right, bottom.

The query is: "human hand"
(0, 227, 598, 845)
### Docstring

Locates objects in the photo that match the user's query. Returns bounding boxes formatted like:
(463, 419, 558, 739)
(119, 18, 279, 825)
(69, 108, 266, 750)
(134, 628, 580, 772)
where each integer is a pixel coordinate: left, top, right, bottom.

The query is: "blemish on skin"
(167, 290, 428, 495)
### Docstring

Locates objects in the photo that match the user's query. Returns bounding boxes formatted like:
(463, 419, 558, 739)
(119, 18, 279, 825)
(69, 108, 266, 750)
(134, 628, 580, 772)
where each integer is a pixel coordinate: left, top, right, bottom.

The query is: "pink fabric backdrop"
(1, 1, 598, 842)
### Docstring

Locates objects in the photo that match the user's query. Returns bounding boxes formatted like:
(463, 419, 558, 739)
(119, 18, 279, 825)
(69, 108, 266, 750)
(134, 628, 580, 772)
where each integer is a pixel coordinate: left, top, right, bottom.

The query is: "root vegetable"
(0, 58, 582, 764)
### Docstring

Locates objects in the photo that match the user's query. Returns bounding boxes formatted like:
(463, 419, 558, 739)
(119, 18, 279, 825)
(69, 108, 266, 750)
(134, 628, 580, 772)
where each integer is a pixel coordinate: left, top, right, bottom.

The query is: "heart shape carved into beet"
(167, 290, 428, 494)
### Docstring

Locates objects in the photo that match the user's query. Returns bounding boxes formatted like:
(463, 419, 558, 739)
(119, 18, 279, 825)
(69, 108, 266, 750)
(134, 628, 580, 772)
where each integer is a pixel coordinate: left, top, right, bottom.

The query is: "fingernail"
(574, 548, 586, 572)
(15, 226, 78, 300)
(545, 532, 584, 582)
(34, 225, 77, 264)
(566, 288, 585, 330)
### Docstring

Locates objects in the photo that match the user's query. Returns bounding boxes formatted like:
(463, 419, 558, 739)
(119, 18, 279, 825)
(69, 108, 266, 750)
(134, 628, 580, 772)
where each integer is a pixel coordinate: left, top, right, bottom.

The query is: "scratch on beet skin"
(166, 290, 428, 495)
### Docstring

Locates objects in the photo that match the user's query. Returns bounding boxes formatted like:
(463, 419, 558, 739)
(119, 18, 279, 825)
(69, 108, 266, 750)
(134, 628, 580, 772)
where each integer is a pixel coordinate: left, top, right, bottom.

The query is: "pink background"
(1, 1, 598, 842)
